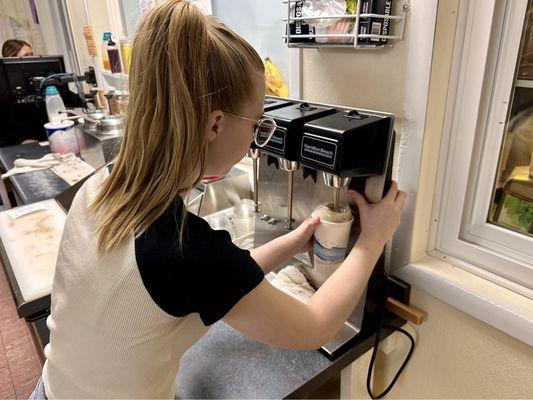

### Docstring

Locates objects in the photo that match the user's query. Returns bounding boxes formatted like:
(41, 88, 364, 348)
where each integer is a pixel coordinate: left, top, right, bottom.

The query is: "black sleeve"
(135, 205, 264, 326)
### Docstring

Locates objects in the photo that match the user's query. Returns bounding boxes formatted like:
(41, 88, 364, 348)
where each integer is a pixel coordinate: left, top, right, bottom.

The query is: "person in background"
(1, 39, 33, 57)
(28, 1, 406, 399)
(1, 40, 39, 145)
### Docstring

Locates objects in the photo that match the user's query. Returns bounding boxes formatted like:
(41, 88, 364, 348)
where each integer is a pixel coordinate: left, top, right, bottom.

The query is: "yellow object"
(82, 26, 97, 57)
(120, 39, 132, 75)
(264, 58, 288, 97)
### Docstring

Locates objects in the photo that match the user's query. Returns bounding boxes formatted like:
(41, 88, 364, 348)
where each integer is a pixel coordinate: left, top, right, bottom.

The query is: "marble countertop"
(175, 315, 403, 399)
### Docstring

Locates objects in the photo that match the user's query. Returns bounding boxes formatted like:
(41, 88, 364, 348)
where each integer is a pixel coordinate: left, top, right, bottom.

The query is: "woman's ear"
(207, 110, 224, 143)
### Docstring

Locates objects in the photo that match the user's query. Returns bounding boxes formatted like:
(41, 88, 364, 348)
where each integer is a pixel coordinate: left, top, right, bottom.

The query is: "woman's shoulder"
(62, 167, 109, 218)
(136, 197, 222, 252)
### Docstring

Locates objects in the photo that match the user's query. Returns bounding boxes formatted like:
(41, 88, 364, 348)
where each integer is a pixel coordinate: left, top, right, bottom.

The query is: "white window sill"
(394, 254, 533, 346)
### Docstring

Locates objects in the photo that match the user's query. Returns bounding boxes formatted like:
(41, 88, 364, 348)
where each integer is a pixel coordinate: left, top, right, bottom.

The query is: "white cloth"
(1, 153, 95, 185)
(270, 265, 316, 303)
(2, 153, 76, 178)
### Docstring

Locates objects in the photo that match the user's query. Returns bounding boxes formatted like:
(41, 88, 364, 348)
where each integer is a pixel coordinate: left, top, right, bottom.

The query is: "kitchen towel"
(270, 265, 316, 303)
(2, 153, 95, 185)
(1, 153, 74, 177)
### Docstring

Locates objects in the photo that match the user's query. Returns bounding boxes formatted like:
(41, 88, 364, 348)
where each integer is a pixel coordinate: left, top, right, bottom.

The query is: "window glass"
(490, 3, 533, 238)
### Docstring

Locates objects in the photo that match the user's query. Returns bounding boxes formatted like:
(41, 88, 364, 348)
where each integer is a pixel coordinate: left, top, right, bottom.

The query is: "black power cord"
(366, 274, 415, 399)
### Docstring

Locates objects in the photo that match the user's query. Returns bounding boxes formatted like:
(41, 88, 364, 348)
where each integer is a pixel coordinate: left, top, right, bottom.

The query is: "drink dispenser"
(301, 109, 394, 208)
(301, 108, 394, 288)
(248, 97, 294, 213)
(252, 99, 395, 357)
(263, 96, 293, 111)
(260, 102, 335, 228)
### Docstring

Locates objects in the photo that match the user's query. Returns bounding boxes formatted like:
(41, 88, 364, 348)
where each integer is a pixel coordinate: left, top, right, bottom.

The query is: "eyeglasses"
(224, 112, 277, 147)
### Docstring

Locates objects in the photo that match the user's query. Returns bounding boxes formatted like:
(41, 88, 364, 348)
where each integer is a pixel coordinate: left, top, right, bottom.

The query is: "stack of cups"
(44, 120, 79, 154)
(232, 199, 255, 239)
(310, 202, 353, 287)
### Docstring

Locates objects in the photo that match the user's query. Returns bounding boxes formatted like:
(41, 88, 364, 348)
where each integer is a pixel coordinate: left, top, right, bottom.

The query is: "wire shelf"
(283, 0, 409, 49)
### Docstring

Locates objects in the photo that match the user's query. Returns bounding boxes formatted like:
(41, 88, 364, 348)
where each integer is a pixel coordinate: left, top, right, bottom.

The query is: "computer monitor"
(0, 56, 66, 146)
(0, 55, 65, 103)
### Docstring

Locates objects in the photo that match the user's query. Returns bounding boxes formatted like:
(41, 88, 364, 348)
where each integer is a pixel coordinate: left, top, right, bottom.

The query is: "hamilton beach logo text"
(270, 135, 283, 145)
(303, 143, 334, 159)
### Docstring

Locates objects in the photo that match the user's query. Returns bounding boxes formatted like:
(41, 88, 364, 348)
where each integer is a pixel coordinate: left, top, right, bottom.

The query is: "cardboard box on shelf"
(359, 0, 393, 46)
(287, 0, 316, 44)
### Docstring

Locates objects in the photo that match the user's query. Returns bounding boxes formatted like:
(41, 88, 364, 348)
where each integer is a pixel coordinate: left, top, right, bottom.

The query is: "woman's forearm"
(250, 235, 295, 274)
(306, 234, 385, 344)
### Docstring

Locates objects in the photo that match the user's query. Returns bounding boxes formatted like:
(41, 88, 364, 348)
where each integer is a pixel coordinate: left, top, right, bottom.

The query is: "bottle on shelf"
(120, 37, 132, 75)
(114, 90, 123, 115)
(116, 90, 129, 115)
(102, 32, 111, 71)
(105, 89, 117, 115)
(107, 36, 123, 74)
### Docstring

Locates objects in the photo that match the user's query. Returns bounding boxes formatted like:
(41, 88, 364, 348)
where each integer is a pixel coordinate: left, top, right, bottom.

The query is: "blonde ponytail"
(91, 0, 264, 252)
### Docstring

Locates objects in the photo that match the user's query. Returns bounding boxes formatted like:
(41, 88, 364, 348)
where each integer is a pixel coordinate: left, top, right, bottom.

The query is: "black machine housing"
(263, 97, 293, 112)
(262, 102, 336, 161)
(301, 110, 392, 178)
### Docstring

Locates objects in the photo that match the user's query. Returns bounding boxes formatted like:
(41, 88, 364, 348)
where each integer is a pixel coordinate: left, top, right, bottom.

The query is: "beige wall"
(301, 0, 533, 397)
(65, 0, 113, 73)
(342, 288, 533, 398)
(302, 42, 407, 120)
(302, 2, 408, 135)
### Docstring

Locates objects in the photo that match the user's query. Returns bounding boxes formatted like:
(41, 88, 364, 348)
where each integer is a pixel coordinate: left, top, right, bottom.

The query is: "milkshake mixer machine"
(250, 96, 395, 356)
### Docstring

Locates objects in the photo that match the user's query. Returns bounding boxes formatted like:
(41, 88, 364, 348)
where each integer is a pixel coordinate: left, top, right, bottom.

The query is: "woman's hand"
(250, 216, 320, 274)
(284, 215, 321, 255)
(350, 181, 407, 248)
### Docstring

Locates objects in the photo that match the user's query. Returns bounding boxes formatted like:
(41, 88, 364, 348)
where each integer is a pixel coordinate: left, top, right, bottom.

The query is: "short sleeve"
(180, 223, 264, 325)
(135, 204, 264, 326)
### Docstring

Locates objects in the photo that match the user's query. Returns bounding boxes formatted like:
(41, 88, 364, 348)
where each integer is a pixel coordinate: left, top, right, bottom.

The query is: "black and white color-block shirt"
(42, 168, 264, 398)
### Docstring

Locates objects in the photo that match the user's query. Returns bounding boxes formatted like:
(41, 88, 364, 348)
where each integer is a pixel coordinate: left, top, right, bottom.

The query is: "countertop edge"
(284, 316, 405, 399)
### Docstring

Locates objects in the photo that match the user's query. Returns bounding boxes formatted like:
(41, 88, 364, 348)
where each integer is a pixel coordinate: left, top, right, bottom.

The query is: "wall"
(303, 0, 439, 274)
(342, 287, 533, 398)
(65, 0, 112, 73)
(301, 0, 533, 397)
(302, 44, 407, 123)
(212, 0, 289, 85)
(302, 3, 408, 129)
(0, 0, 45, 55)
(34, 0, 62, 56)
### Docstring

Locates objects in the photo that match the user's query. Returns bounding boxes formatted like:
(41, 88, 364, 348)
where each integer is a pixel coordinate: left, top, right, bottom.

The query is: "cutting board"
(0, 199, 66, 302)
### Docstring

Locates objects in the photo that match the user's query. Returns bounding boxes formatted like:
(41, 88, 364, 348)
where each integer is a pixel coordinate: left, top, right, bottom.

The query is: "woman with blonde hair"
(29, 1, 406, 398)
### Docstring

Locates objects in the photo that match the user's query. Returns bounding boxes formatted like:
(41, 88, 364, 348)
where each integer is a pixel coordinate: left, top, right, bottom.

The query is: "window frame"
(427, 0, 533, 296)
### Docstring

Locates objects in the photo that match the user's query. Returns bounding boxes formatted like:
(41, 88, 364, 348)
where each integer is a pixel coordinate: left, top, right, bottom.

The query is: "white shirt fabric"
(42, 170, 209, 399)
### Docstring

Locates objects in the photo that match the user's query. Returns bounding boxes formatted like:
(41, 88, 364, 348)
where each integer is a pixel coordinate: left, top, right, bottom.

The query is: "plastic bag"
(302, 0, 357, 43)
(301, 0, 347, 28)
